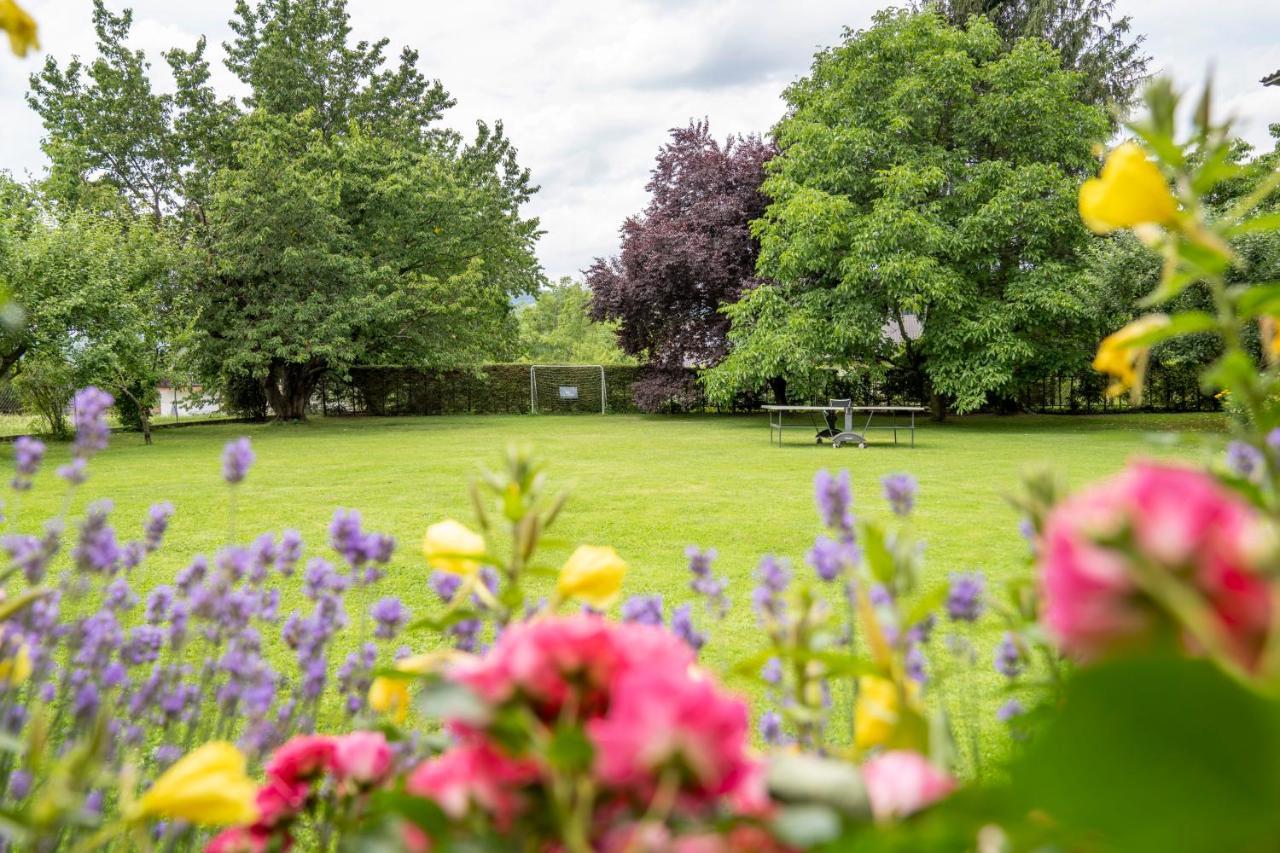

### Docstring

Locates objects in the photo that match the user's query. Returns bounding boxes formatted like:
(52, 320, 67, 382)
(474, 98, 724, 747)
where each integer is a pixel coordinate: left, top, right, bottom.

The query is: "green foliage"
(707, 10, 1110, 413)
(516, 278, 634, 365)
(0, 176, 187, 436)
(923, 0, 1150, 112)
(11, 355, 73, 437)
(25, 0, 542, 422)
(1012, 656, 1280, 852)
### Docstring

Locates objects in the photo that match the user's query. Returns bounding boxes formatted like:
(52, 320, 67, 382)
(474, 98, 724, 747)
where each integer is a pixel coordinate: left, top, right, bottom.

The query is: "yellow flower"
(1261, 317, 1280, 365)
(1092, 314, 1171, 397)
(556, 544, 627, 609)
(0, 640, 31, 687)
(135, 742, 258, 827)
(422, 519, 486, 576)
(854, 676, 920, 751)
(1079, 142, 1177, 234)
(0, 0, 38, 57)
(368, 651, 455, 725)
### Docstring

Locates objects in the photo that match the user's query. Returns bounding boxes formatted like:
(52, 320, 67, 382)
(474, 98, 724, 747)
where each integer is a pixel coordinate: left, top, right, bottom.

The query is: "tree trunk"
(929, 388, 947, 422)
(768, 377, 788, 405)
(264, 360, 318, 421)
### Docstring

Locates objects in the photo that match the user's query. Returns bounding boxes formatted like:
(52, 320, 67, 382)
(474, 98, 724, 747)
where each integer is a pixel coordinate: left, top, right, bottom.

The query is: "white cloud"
(2, 0, 1278, 281)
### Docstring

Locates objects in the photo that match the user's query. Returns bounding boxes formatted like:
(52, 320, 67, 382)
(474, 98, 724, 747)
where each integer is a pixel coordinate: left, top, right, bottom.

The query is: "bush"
(12, 357, 74, 437)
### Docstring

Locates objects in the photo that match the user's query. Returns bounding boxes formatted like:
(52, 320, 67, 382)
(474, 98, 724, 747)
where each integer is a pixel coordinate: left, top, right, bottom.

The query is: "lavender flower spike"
(222, 437, 255, 485)
(70, 387, 114, 457)
(11, 436, 45, 491)
(813, 469, 854, 533)
(945, 571, 985, 622)
(881, 473, 918, 516)
(620, 594, 663, 626)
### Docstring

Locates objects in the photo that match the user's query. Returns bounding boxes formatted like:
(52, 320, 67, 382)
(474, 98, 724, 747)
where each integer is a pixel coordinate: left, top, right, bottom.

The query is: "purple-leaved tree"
(586, 121, 774, 410)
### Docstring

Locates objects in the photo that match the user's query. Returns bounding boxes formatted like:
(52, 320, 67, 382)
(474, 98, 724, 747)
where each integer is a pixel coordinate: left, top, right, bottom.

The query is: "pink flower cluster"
(410, 615, 771, 845)
(206, 732, 393, 852)
(861, 751, 955, 821)
(1041, 462, 1275, 669)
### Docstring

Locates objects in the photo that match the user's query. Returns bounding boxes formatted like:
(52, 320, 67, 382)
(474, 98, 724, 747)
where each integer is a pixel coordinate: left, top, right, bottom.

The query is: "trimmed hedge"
(325, 361, 1217, 418)
(342, 365, 647, 415)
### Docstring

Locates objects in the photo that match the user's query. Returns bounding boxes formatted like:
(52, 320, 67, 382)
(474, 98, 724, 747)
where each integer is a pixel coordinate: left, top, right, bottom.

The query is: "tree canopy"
(587, 121, 772, 406)
(24, 0, 542, 420)
(921, 0, 1149, 113)
(704, 10, 1110, 414)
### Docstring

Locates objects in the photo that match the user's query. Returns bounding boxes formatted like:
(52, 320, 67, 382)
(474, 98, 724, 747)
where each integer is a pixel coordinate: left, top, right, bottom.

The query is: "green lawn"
(13, 411, 1227, 769)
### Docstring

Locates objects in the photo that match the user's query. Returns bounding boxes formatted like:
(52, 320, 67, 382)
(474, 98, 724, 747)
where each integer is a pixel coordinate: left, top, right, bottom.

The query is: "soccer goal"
(529, 365, 607, 414)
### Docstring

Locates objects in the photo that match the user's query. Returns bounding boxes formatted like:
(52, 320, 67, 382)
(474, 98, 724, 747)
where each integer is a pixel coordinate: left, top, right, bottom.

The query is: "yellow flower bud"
(135, 742, 258, 827)
(422, 519, 486, 576)
(1092, 314, 1171, 398)
(854, 675, 920, 751)
(368, 651, 455, 725)
(0, 640, 31, 687)
(1078, 142, 1177, 234)
(0, 0, 38, 57)
(556, 545, 627, 609)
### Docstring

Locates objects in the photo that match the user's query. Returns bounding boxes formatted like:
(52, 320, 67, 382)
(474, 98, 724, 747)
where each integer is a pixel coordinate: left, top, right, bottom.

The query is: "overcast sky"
(2, 1, 1278, 283)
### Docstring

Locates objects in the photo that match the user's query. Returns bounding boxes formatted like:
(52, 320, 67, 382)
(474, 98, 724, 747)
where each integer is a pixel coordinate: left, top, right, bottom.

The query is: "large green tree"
(27, 0, 541, 421)
(706, 10, 1110, 415)
(922, 0, 1149, 112)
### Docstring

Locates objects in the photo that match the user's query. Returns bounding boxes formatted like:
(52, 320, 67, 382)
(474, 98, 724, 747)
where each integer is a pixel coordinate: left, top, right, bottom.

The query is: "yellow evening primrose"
(556, 544, 627, 609)
(1092, 314, 1171, 397)
(368, 651, 455, 725)
(0, 640, 31, 687)
(135, 742, 258, 827)
(0, 0, 38, 57)
(422, 519, 486, 576)
(1078, 142, 1177, 234)
(854, 675, 920, 752)
(1260, 317, 1280, 365)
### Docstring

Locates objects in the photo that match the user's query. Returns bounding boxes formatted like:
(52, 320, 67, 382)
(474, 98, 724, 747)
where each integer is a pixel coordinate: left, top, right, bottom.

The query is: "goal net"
(530, 365, 606, 414)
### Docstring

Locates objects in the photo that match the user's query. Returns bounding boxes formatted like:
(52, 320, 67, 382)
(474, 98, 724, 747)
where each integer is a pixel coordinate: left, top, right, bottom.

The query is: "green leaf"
(369, 791, 450, 845)
(1223, 211, 1280, 237)
(406, 608, 482, 634)
(547, 724, 594, 773)
(0, 588, 49, 622)
(1234, 282, 1280, 318)
(860, 521, 895, 585)
(1013, 656, 1280, 852)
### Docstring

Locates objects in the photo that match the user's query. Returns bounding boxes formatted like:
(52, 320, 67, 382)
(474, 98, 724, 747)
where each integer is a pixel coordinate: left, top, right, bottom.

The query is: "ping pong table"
(763, 404, 927, 448)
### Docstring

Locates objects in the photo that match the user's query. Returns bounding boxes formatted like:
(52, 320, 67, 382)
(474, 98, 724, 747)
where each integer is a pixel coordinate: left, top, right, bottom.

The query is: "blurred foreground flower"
(1092, 314, 1170, 398)
(134, 741, 258, 826)
(556, 544, 627, 608)
(1078, 141, 1177, 234)
(861, 751, 954, 820)
(422, 519, 486, 576)
(1041, 462, 1276, 671)
(0, 0, 37, 57)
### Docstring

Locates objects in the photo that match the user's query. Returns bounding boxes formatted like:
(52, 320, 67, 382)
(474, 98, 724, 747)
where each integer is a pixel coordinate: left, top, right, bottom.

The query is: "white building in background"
(155, 382, 221, 417)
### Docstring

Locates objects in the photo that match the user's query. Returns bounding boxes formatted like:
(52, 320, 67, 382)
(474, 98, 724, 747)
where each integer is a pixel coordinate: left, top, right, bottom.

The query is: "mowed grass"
(13, 411, 1228, 769)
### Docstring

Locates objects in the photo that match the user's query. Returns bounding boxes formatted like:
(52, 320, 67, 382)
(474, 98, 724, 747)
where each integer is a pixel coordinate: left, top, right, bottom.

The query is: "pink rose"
(861, 750, 955, 820)
(254, 778, 309, 827)
(588, 663, 752, 801)
(407, 741, 539, 829)
(1041, 462, 1274, 668)
(265, 735, 336, 786)
(450, 615, 694, 720)
(331, 731, 393, 788)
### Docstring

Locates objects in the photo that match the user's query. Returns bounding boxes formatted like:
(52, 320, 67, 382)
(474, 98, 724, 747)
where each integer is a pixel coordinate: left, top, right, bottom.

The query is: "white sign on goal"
(530, 365, 606, 414)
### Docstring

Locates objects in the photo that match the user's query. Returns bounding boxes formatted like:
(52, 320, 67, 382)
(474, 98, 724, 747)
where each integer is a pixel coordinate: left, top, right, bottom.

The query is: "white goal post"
(529, 365, 607, 414)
